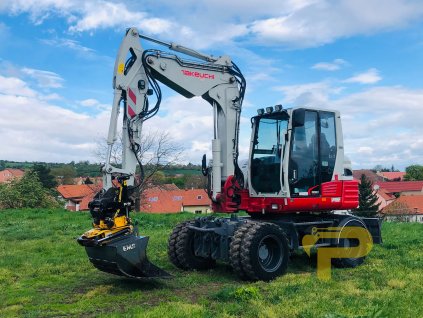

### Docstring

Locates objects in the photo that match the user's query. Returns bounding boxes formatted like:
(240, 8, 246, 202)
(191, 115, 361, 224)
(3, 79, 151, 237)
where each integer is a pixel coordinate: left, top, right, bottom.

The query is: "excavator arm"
(104, 27, 245, 201)
(77, 27, 245, 279)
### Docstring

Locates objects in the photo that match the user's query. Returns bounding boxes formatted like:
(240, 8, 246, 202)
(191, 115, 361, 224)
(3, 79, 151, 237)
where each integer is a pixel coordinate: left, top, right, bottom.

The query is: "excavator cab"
(249, 107, 341, 201)
(77, 176, 170, 279)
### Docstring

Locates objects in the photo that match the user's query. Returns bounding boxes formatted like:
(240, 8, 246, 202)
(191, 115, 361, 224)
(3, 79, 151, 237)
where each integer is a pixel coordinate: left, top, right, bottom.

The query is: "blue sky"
(0, 0, 422, 170)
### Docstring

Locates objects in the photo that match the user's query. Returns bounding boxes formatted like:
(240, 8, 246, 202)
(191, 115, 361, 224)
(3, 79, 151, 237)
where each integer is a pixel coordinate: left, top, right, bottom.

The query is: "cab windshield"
(250, 113, 289, 193)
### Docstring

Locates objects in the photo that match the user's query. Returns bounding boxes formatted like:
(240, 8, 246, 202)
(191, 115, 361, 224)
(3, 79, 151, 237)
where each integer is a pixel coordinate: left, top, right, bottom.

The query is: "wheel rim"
(257, 234, 283, 272)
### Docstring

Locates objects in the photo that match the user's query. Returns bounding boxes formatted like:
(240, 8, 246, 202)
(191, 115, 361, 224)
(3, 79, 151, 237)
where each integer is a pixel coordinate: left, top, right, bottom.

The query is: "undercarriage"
(169, 213, 382, 281)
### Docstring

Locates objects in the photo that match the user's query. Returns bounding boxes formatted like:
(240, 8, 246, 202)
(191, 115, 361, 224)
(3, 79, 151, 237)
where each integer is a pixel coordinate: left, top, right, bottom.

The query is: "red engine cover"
(212, 177, 359, 214)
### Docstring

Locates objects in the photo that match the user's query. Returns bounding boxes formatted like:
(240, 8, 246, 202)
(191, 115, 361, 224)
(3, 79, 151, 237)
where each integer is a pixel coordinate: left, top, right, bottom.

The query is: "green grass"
(0, 209, 422, 318)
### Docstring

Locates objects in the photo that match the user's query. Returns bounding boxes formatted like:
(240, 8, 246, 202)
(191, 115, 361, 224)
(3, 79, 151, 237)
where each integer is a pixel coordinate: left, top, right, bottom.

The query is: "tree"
(352, 174, 381, 217)
(0, 171, 59, 209)
(32, 164, 57, 189)
(84, 177, 94, 184)
(404, 164, 423, 181)
(390, 165, 399, 172)
(50, 165, 77, 185)
(372, 165, 390, 172)
(150, 171, 166, 185)
(95, 130, 184, 210)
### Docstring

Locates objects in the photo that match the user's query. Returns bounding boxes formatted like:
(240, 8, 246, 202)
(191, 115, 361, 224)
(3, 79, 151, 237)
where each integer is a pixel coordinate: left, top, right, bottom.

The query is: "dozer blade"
(82, 233, 171, 279)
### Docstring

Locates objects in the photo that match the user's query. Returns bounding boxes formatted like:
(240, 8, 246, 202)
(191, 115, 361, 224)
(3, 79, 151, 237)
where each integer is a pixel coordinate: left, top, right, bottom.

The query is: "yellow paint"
(302, 226, 373, 280)
(118, 62, 124, 74)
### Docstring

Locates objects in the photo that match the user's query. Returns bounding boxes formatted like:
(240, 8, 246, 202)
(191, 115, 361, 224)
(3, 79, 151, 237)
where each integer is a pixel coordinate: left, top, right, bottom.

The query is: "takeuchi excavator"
(77, 28, 382, 281)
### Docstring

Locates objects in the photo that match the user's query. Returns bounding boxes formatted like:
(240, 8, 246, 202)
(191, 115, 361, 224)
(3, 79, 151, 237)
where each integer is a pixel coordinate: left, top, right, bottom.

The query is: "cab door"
(288, 109, 337, 197)
(288, 109, 319, 197)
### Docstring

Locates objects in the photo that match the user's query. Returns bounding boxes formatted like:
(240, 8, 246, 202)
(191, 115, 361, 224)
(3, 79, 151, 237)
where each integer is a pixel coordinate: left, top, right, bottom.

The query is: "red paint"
(212, 177, 359, 214)
(181, 70, 215, 80)
(128, 88, 137, 104)
(127, 105, 136, 118)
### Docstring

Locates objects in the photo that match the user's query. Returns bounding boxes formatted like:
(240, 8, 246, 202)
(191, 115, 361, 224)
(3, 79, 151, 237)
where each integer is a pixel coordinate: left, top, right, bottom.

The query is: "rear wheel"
(168, 220, 216, 270)
(229, 221, 254, 279)
(332, 218, 370, 268)
(235, 222, 289, 281)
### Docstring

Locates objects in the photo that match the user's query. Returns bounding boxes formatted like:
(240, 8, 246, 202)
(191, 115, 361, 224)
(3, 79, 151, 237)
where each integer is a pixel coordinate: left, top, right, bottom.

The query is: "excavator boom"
(77, 27, 245, 279)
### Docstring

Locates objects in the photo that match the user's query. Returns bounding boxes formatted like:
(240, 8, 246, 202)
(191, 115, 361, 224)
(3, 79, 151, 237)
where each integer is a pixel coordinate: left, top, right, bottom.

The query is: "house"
(353, 170, 384, 183)
(73, 176, 103, 185)
(0, 168, 24, 183)
(381, 195, 423, 223)
(141, 186, 211, 214)
(374, 181, 423, 197)
(57, 184, 100, 211)
(376, 171, 406, 181)
(374, 187, 396, 210)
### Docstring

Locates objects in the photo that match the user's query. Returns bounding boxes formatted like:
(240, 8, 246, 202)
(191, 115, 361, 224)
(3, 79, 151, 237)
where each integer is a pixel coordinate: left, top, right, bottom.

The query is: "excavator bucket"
(81, 232, 171, 279)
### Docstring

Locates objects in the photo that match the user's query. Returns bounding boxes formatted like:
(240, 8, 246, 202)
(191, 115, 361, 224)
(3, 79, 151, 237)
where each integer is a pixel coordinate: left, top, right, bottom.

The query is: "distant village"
(1, 166, 422, 222)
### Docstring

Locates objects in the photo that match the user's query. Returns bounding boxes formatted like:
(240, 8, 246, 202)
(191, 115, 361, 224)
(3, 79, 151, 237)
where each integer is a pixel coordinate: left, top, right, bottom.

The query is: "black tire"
(332, 218, 370, 268)
(168, 220, 191, 268)
(239, 222, 289, 281)
(168, 220, 216, 270)
(229, 221, 254, 279)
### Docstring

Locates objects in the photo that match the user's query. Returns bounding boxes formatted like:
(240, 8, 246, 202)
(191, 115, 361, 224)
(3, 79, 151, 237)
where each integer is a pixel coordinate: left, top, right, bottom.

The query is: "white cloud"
(0, 0, 75, 25)
(144, 95, 214, 160)
(274, 81, 344, 107)
(357, 146, 373, 154)
(344, 68, 382, 84)
(312, 59, 347, 71)
(4, 0, 423, 50)
(41, 38, 95, 55)
(0, 74, 37, 97)
(21, 67, 64, 88)
(249, 0, 423, 48)
(79, 98, 98, 107)
(275, 80, 423, 169)
(0, 73, 111, 162)
(67, 2, 172, 35)
(78, 98, 110, 111)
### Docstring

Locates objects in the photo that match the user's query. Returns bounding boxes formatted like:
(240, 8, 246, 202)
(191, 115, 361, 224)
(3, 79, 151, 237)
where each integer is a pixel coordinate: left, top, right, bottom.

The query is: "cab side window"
(319, 112, 336, 183)
(289, 111, 318, 196)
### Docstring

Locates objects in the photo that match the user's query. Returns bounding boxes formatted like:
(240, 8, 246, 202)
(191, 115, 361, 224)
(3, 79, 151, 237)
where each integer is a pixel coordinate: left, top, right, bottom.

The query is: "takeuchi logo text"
(181, 70, 215, 79)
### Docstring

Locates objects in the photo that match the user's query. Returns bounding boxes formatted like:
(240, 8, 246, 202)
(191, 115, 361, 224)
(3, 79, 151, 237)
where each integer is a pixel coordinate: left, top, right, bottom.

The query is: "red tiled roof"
(377, 188, 395, 201)
(353, 170, 383, 183)
(382, 195, 423, 215)
(0, 168, 25, 183)
(375, 181, 423, 193)
(180, 189, 210, 206)
(160, 184, 180, 191)
(140, 187, 210, 213)
(378, 172, 406, 181)
(57, 184, 100, 199)
(80, 191, 98, 210)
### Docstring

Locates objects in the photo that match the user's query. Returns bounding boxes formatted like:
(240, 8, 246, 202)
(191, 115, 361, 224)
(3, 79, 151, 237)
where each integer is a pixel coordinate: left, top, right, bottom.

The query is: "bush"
(0, 171, 59, 209)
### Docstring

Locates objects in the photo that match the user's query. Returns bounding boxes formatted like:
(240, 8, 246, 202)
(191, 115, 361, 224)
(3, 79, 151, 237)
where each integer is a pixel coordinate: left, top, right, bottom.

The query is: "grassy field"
(0, 209, 422, 318)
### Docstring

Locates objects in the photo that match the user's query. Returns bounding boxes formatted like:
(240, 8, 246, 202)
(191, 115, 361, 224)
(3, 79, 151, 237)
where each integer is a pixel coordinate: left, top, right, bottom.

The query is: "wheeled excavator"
(77, 28, 382, 281)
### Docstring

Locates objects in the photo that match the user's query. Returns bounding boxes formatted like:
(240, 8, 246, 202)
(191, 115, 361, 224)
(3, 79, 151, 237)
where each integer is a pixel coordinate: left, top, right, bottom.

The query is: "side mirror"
(201, 154, 208, 176)
(292, 109, 305, 127)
